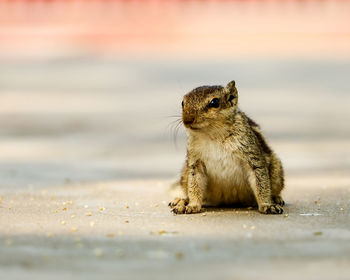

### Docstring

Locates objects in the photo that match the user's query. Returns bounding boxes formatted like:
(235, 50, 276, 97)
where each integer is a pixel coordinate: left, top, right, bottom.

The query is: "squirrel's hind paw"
(259, 204, 283, 215)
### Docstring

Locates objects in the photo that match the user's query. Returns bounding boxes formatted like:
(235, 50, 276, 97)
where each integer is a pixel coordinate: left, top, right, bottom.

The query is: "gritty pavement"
(0, 46, 350, 280)
(1, 173, 350, 280)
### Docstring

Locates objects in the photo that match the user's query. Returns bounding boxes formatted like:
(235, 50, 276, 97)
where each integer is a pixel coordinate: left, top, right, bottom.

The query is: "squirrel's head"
(182, 80, 238, 132)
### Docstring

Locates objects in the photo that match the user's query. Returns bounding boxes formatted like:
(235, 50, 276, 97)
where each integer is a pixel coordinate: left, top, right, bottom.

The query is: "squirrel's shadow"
(201, 204, 256, 213)
(201, 203, 288, 213)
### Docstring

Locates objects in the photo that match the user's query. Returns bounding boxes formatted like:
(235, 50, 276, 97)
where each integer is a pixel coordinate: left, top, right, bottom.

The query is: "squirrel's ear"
(225, 80, 236, 93)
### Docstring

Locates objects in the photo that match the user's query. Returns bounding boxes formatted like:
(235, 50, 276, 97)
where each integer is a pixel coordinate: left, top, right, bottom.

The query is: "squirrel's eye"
(228, 95, 235, 102)
(181, 101, 184, 108)
(209, 98, 220, 108)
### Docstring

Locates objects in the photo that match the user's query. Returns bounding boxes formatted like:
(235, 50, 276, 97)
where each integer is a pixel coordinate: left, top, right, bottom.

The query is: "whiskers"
(166, 115, 184, 147)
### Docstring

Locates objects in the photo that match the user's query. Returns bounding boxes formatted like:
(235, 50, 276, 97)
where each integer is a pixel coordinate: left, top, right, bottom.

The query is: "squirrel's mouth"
(189, 126, 200, 130)
(185, 124, 202, 131)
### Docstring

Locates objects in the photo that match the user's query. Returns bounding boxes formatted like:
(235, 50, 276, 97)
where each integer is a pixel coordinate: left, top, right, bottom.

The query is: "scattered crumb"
(284, 214, 289, 218)
(62, 207, 67, 211)
(313, 231, 323, 236)
(90, 221, 95, 227)
(84, 205, 89, 209)
(340, 208, 344, 211)
(202, 244, 211, 251)
(8, 206, 12, 210)
(158, 230, 166, 235)
(175, 252, 184, 260)
(46, 232, 53, 238)
(153, 204, 159, 207)
(242, 224, 247, 229)
(5, 239, 13, 246)
(201, 213, 207, 216)
(125, 220, 129, 223)
(86, 212, 92, 216)
(99, 207, 105, 211)
(71, 227, 78, 232)
(55, 210, 59, 213)
(61, 221, 66, 225)
(125, 205, 129, 209)
(107, 233, 115, 238)
(71, 215, 76, 219)
(94, 248, 103, 257)
(250, 225, 256, 230)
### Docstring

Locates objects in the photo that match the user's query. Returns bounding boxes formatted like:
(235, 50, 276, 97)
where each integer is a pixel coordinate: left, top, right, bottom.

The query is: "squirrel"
(169, 80, 285, 215)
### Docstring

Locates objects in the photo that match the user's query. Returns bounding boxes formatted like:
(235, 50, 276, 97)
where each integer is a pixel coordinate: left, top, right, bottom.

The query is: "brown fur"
(169, 80, 285, 214)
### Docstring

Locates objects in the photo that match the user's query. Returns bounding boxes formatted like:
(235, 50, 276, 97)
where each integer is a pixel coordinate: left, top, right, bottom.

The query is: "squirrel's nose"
(183, 116, 195, 125)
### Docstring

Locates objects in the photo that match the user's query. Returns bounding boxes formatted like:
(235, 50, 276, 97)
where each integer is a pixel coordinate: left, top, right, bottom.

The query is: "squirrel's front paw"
(184, 204, 201, 214)
(259, 204, 283, 214)
(172, 203, 201, 214)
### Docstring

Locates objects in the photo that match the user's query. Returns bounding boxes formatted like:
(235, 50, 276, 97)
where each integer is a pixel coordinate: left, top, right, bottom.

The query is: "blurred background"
(0, 0, 349, 189)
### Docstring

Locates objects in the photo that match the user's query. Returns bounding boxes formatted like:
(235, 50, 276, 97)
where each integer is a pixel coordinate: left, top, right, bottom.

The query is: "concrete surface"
(1, 173, 350, 280)
(0, 56, 350, 280)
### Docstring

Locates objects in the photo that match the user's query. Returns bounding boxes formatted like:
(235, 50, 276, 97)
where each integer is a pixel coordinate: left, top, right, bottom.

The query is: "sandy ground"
(1, 173, 350, 280)
(0, 57, 350, 279)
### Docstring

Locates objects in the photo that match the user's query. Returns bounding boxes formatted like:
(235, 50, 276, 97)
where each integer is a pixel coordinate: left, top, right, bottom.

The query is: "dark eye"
(181, 101, 184, 108)
(209, 98, 220, 108)
(228, 95, 235, 102)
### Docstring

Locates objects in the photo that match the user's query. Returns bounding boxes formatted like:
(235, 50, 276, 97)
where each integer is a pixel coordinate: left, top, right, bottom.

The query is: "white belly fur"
(197, 139, 256, 206)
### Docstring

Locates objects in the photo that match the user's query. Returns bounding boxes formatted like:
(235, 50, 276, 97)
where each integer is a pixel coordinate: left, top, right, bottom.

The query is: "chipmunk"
(169, 80, 285, 214)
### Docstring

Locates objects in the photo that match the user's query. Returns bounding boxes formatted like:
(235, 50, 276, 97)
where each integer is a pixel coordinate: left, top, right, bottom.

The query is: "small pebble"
(94, 248, 103, 257)
(175, 252, 184, 260)
(4, 239, 13, 246)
